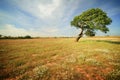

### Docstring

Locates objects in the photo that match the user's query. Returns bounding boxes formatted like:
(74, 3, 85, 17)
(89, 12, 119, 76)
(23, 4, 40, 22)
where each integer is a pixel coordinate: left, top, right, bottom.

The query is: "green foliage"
(24, 35, 32, 39)
(0, 34, 2, 38)
(85, 29, 95, 36)
(71, 8, 112, 36)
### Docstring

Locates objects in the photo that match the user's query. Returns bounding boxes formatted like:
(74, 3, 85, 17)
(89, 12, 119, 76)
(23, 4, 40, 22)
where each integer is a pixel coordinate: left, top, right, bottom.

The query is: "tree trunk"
(76, 28, 83, 42)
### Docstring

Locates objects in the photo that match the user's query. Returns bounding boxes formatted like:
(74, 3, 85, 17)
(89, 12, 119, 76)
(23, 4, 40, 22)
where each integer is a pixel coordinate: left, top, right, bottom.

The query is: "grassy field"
(0, 37, 120, 80)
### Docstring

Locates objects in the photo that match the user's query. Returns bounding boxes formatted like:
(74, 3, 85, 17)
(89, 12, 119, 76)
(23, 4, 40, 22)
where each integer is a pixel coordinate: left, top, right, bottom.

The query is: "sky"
(0, 0, 120, 37)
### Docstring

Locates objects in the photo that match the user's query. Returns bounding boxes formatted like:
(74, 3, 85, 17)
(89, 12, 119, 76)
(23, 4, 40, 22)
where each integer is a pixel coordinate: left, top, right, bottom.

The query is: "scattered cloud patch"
(0, 24, 63, 37)
(38, 0, 61, 19)
(0, 24, 38, 37)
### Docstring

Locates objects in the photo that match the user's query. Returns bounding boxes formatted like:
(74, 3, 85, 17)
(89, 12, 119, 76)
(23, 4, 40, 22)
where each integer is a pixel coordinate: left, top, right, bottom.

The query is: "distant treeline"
(0, 34, 75, 39)
(0, 34, 32, 39)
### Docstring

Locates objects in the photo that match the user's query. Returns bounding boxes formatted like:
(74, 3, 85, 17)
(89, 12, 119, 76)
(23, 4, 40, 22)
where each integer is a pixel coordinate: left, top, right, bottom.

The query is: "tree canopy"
(71, 8, 112, 41)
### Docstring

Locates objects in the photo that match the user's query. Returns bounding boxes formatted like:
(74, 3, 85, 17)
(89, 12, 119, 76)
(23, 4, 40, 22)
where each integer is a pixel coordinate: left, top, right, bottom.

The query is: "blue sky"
(0, 0, 120, 37)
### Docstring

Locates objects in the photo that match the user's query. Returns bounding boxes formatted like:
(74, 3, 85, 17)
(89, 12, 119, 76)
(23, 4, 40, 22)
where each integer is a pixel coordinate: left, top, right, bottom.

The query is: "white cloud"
(0, 24, 62, 37)
(107, 7, 120, 17)
(0, 24, 27, 36)
(11, 0, 79, 22)
(38, 0, 61, 19)
(12, 0, 61, 20)
(0, 24, 38, 36)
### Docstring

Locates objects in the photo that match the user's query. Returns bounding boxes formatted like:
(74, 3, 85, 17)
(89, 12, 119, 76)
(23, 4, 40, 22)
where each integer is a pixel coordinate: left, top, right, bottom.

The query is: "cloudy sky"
(0, 0, 120, 37)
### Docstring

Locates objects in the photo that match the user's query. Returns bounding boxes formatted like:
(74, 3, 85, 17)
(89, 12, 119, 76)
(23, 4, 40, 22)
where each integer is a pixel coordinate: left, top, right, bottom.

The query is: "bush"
(106, 69, 120, 80)
(32, 65, 49, 80)
(24, 35, 32, 39)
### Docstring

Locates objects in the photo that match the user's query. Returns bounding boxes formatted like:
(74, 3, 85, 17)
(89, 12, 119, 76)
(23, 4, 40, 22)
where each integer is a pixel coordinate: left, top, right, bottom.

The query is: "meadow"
(0, 37, 120, 80)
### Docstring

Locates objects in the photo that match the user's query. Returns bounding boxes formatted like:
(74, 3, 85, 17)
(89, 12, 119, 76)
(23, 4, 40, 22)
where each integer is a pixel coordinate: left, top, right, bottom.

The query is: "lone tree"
(71, 8, 112, 42)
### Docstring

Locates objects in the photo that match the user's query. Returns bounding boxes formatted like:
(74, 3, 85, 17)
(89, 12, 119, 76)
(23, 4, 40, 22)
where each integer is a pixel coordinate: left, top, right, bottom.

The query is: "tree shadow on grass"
(96, 40, 120, 45)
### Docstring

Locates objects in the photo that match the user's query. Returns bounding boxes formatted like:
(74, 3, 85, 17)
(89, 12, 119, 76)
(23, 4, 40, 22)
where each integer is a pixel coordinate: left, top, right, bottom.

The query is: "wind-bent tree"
(71, 8, 112, 42)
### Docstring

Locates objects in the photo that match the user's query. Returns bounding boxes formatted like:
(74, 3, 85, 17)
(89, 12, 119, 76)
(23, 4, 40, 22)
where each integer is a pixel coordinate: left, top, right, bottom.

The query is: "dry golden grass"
(0, 37, 120, 80)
